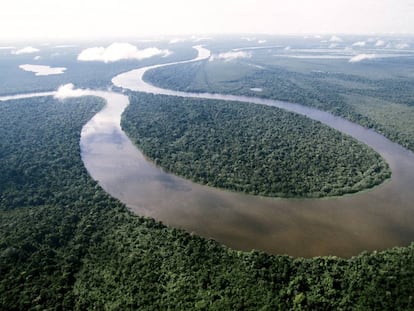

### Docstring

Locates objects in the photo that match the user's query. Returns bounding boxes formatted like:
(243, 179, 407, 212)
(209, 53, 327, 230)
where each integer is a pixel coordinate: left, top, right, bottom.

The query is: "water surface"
(109, 46, 414, 257)
(3, 47, 414, 258)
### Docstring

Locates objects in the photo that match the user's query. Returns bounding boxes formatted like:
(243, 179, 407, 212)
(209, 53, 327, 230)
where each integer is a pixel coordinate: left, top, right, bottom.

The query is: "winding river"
(2, 46, 414, 257)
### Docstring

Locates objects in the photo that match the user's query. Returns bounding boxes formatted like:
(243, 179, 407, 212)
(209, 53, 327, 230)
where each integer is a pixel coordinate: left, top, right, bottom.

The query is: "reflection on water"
(3, 47, 414, 258)
(110, 46, 414, 257)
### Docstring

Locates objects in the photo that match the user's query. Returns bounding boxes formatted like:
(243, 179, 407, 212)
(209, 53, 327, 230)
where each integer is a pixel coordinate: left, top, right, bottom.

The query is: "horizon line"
(1, 32, 414, 43)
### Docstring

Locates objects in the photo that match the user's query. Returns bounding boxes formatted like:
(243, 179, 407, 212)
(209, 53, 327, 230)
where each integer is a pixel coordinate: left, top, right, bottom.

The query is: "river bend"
(2, 46, 414, 257)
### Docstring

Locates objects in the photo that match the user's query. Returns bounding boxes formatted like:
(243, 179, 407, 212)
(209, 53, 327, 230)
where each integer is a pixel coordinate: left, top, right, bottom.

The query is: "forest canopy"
(144, 57, 414, 153)
(0, 93, 412, 310)
(122, 92, 390, 198)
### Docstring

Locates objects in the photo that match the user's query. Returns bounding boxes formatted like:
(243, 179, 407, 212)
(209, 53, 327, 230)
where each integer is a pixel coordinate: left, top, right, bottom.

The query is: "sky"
(1, 0, 413, 41)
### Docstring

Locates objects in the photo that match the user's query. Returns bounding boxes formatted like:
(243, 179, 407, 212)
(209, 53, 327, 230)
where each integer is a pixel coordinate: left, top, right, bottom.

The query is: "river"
(2, 46, 414, 257)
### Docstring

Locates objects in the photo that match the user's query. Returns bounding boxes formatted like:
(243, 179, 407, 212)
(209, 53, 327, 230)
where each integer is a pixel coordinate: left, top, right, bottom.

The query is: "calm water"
(3, 47, 414, 257)
(110, 47, 414, 257)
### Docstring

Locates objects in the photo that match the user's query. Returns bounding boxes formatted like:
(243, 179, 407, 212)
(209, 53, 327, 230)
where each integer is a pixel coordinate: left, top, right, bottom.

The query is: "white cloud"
(250, 87, 263, 92)
(77, 42, 171, 63)
(210, 51, 251, 61)
(329, 35, 343, 42)
(395, 43, 410, 49)
(352, 41, 366, 47)
(328, 43, 339, 48)
(258, 40, 267, 44)
(169, 38, 186, 44)
(34, 56, 41, 60)
(375, 40, 386, 47)
(349, 54, 377, 63)
(54, 83, 89, 99)
(284, 46, 291, 50)
(19, 64, 66, 76)
(191, 36, 212, 42)
(12, 46, 39, 55)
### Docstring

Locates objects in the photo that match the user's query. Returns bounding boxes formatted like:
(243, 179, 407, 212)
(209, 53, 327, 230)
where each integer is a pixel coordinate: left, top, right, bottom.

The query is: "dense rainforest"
(0, 95, 412, 310)
(122, 92, 390, 198)
(144, 58, 414, 153)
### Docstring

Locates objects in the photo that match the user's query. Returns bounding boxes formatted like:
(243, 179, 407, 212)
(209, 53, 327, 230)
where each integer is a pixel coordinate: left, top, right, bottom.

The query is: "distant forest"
(145, 59, 414, 153)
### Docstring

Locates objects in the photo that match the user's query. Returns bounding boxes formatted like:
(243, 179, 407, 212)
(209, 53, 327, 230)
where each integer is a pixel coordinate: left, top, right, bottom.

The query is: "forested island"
(0, 95, 413, 310)
(122, 92, 390, 198)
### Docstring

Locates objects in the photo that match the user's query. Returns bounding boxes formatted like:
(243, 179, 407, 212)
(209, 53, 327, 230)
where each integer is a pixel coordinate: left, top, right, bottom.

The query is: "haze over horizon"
(1, 0, 413, 41)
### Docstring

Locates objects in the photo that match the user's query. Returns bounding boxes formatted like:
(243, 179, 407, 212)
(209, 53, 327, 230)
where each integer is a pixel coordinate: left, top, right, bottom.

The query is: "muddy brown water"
(109, 47, 414, 257)
(2, 47, 414, 257)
